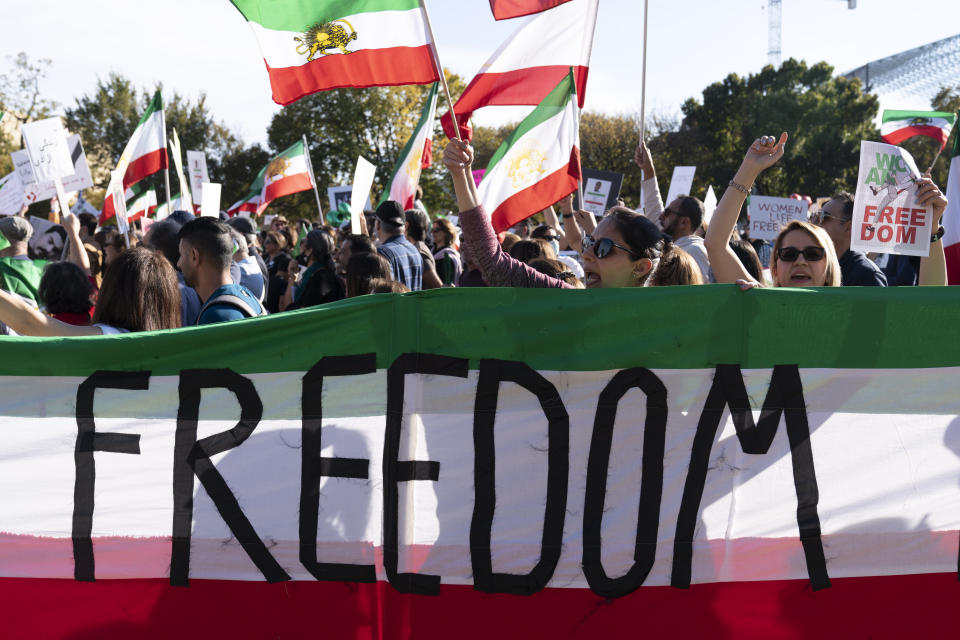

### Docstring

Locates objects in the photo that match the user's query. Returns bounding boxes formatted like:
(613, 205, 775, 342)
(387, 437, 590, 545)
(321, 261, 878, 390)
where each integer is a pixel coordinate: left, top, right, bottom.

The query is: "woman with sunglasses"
(442, 140, 671, 289)
(707, 133, 948, 288)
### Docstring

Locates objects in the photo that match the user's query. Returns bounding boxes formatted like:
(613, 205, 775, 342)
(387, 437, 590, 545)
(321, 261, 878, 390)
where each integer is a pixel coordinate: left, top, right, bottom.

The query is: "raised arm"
(705, 133, 788, 285)
(62, 213, 92, 276)
(915, 176, 948, 286)
(634, 142, 663, 219)
(0, 289, 100, 337)
(559, 193, 583, 252)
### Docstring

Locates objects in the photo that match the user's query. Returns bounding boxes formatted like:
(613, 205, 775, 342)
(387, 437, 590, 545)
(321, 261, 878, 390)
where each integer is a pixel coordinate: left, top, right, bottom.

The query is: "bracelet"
(728, 180, 752, 194)
(931, 225, 945, 243)
(562, 213, 573, 219)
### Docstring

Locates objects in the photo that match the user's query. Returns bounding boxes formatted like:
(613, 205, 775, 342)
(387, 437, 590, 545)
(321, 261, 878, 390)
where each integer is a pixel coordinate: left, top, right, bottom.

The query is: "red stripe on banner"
(442, 65, 589, 140)
(3, 573, 960, 639)
(490, 148, 581, 233)
(265, 46, 440, 106)
(489, 0, 574, 20)
(881, 125, 949, 148)
(945, 241, 960, 285)
(257, 174, 314, 214)
(123, 149, 168, 189)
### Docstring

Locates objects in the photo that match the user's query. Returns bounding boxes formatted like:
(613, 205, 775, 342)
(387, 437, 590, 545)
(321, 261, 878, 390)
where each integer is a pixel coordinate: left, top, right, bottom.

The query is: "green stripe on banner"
(1, 286, 960, 376)
(230, 0, 420, 31)
(881, 109, 956, 124)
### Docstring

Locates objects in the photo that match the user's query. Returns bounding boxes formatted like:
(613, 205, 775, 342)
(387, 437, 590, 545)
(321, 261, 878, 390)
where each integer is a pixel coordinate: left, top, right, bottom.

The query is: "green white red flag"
(228, 140, 313, 216)
(229, 0, 440, 105)
(381, 83, 438, 211)
(880, 109, 957, 150)
(477, 70, 581, 233)
(126, 188, 158, 222)
(942, 114, 960, 284)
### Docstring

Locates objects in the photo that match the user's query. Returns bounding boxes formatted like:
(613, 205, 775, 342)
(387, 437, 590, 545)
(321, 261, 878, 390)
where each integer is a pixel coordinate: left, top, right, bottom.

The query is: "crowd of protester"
(0, 131, 949, 337)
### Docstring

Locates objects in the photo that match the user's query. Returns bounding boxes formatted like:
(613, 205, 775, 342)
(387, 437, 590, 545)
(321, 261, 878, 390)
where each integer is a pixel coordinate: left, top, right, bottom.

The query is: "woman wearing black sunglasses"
(443, 140, 671, 289)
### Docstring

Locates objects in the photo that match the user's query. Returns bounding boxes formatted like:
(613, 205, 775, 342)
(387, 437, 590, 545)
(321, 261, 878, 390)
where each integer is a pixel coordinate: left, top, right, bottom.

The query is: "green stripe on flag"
(230, 0, 420, 31)
(137, 91, 163, 128)
(881, 109, 956, 124)
(952, 112, 960, 158)
(380, 82, 438, 205)
(0, 286, 959, 378)
(486, 71, 576, 173)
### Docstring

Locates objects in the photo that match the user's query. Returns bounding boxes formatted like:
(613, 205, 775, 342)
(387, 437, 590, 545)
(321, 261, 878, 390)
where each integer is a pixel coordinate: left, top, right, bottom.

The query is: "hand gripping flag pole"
(419, 0, 463, 142)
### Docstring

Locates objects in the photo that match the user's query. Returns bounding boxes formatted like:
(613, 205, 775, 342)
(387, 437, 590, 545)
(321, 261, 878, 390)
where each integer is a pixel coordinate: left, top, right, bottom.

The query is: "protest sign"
(27, 216, 66, 261)
(350, 156, 377, 235)
(574, 168, 623, 217)
(703, 185, 717, 224)
(748, 195, 807, 241)
(12, 135, 93, 202)
(0, 170, 25, 216)
(187, 150, 209, 207)
(169, 129, 194, 213)
(664, 165, 696, 205)
(200, 182, 221, 218)
(20, 117, 74, 184)
(0, 286, 959, 638)
(851, 141, 932, 257)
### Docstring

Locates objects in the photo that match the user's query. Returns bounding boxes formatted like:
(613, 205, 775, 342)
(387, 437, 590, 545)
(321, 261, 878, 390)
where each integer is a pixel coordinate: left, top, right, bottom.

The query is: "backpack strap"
(197, 293, 264, 325)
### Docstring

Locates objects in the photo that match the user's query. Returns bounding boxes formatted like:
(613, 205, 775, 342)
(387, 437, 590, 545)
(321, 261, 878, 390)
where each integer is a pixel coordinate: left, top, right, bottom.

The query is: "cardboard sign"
(0, 170, 25, 216)
(664, 165, 696, 205)
(27, 216, 66, 261)
(12, 135, 93, 203)
(187, 150, 209, 207)
(703, 185, 717, 224)
(169, 130, 194, 213)
(20, 117, 74, 184)
(850, 141, 931, 257)
(350, 156, 376, 235)
(574, 169, 623, 218)
(200, 182, 222, 218)
(748, 196, 808, 241)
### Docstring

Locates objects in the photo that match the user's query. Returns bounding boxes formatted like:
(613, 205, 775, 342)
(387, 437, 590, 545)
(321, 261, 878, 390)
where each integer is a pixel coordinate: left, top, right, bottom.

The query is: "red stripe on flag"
(881, 125, 950, 149)
(489, 148, 580, 233)
(123, 149, 168, 189)
(489, 0, 574, 20)
(2, 573, 959, 638)
(257, 174, 314, 214)
(265, 46, 440, 106)
(945, 241, 960, 285)
(442, 65, 589, 140)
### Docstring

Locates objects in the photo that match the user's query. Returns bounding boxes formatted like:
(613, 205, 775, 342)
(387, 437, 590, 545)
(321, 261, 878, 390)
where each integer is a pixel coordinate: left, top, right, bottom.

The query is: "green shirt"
(0, 256, 48, 303)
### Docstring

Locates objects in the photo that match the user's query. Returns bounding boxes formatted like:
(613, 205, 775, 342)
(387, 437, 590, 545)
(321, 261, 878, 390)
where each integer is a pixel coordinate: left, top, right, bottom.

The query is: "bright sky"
(3, 0, 959, 147)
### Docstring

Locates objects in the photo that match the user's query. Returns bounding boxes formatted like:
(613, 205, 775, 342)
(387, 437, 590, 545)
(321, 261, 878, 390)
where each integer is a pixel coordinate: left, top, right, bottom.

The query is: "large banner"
(1, 287, 959, 638)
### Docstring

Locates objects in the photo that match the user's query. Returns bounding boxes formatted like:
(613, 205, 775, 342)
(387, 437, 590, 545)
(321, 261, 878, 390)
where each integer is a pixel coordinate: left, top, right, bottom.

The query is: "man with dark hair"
(405, 209, 442, 289)
(374, 201, 422, 290)
(77, 213, 98, 244)
(813, 191, 887, 286)
(177, 217, 264, 325)
(144, 218, 203, 325)
(335, 233, 376, 275)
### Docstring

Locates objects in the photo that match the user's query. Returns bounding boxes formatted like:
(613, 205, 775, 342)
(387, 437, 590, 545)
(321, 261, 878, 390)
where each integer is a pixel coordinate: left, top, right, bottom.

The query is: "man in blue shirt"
(374, 200, 422, 291)
(177, 217, 264, 325)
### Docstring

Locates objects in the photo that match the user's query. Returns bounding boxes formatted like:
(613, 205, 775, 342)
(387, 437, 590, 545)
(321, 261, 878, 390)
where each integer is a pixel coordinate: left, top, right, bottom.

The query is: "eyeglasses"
(810, 210, 848, 225)
(776, 246, 826, 262)
(582, 235, 641, 259)
(542, 234, 559, 241)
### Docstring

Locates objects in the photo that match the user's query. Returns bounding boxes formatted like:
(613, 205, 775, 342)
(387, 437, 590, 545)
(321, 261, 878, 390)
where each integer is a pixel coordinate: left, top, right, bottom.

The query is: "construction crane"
(768, 0, 857, 67)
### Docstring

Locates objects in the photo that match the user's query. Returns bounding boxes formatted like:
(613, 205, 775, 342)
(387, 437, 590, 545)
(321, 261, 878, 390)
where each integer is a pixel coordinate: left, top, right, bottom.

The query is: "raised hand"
(741, 132, 788, 176)
(443, 139, 474, 173)
(915, 177, 947, 220)
(634, 141, 655, 176)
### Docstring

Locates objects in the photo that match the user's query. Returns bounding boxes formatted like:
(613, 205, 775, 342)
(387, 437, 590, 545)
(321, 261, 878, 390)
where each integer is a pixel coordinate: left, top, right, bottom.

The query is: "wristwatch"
(931, 225, 945, 243)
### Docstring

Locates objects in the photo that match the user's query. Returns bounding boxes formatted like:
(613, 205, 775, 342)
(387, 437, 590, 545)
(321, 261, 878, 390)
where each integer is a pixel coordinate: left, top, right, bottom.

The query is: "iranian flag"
(441, 0, 597, 141)
(381, 83, 438, 211)
(229, 0, 440, 106)
(477, 70, 581, 233)
(880, 109, 957, 149)
(942, 120, 960, 284)
(228, 140, 313, 216)
(126, 189, 158, 223)
(489, 0, 574, 20)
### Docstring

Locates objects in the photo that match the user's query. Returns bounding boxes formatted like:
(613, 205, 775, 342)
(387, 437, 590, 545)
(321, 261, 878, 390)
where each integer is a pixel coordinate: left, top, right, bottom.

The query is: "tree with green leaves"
(0, 53, 58, 175)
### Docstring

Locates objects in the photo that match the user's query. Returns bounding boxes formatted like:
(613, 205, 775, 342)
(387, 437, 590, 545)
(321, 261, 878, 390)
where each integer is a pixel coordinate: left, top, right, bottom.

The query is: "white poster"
(350, 156, 377, 235)
(169, 129, 194, 213)
(851, 140, 932, 257)
(665, 165, 696, 205)
(20, 117, 74, 184)
(200, 182, 221, 218)
(27, 216, 66, 261)
(703, 185, 718, 224)
(748, 196, 808, 241)
(12, 135, 93, 203)
(0, 170, 25, 216)
(187, 150, 209, 206)
(582, 179, 612, 218)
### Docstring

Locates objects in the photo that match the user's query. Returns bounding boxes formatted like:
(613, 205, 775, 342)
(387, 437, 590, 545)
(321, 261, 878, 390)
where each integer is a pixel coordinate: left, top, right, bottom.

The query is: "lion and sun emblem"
(295, 19, 358, 61)
(506, 146, 547, 189)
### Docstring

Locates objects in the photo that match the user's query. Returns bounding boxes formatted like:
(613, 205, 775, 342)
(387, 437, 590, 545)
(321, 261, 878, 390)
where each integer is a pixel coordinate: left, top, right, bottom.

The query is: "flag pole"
(302, 134, 325, 221)
(161, 110, 172, 213)
(638, 0, 649, 146)
(418, 0, 463, 142)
